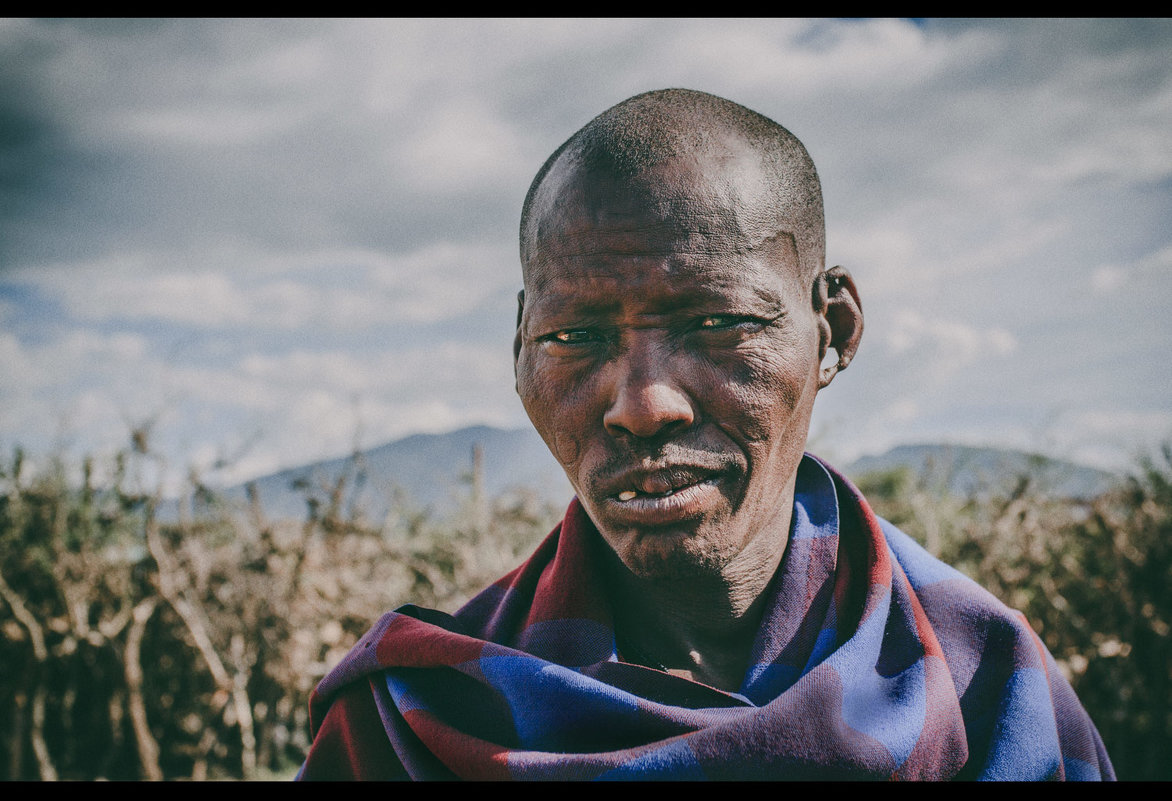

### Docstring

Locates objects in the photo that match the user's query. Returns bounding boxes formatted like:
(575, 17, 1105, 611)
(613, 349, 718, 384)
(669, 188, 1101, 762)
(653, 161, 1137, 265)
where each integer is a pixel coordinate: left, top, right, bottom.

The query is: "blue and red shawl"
(299, 454, 1114, 780)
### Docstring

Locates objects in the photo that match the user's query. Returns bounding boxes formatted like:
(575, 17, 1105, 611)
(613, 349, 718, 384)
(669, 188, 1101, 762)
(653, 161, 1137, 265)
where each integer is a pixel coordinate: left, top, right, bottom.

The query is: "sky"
(1, 18, 1170, 492)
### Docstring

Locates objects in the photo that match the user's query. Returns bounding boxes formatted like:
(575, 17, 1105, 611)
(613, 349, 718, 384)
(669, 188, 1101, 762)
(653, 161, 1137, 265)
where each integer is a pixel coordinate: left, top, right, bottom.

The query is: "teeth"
(617, 488, 681, 501)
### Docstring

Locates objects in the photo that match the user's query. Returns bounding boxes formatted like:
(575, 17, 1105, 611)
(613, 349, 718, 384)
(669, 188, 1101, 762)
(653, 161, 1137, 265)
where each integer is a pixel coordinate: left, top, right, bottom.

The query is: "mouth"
(600, 466, 729, 525)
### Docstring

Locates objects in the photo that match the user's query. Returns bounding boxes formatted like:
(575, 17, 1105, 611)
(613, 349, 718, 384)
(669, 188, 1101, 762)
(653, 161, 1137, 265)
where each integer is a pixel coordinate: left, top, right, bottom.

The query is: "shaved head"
(520, 88, 825, 285)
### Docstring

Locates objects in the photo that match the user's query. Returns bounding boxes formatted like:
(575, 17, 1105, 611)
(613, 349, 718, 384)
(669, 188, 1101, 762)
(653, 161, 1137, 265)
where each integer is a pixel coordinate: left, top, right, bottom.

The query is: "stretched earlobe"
(814, 266, 863, 389)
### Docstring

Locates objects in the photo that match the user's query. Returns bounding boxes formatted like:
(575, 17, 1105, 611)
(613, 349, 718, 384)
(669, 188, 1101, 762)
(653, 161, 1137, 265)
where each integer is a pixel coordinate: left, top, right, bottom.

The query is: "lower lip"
(602, 478, 724, 526)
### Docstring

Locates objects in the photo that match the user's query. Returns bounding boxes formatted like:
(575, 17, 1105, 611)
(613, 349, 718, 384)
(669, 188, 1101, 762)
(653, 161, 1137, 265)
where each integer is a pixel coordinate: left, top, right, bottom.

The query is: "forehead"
(529, 137, 774, 252)
(524, 145, 802, 312)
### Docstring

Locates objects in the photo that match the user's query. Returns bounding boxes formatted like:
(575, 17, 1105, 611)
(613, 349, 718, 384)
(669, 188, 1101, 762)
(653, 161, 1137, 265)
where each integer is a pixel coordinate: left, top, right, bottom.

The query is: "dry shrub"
(0, 444, 557, 779)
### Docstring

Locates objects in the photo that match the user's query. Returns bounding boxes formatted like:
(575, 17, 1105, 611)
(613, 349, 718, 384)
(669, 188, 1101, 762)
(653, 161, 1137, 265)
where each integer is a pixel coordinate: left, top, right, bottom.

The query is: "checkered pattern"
(300, 455, 1114, 780)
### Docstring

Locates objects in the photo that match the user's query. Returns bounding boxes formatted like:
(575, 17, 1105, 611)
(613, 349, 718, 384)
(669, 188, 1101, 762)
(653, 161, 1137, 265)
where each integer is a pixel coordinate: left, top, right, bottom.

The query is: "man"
(299, 89, 1113, 780)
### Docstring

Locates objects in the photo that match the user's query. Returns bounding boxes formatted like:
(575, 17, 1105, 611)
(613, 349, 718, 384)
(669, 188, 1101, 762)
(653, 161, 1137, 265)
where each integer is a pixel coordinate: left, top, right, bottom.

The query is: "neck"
(606, 504, 792, 693)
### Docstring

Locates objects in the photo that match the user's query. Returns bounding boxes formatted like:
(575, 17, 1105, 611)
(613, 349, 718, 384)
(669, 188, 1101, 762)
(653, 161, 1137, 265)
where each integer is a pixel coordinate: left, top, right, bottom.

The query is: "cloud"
(0, 329, 150, 394)
(1049, 409, 1172, 471)
(19, 240, 519, 330)
(1061, 409, 1172, 438)
(115, 104, 307, 148)
(0, 319, 525, 488)
(0, 327, 167, 462)
(1090, 243, 1172, 294)
(168, 341, 522, 485)
(229, 342, 511, 404)
(883, 309, 1017, 362)
(390, 100, 530, 195)
(1, 19, 1169, 484)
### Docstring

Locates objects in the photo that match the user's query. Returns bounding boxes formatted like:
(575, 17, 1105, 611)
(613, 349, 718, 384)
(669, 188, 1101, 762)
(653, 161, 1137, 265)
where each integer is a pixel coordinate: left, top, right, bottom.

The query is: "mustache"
(586, 443, 743, 486)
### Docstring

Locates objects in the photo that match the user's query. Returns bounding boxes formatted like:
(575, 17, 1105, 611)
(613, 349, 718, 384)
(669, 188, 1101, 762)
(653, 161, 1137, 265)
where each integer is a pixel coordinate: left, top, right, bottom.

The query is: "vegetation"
(0, 440, 558, 780)
(1, 435, 1168, 779)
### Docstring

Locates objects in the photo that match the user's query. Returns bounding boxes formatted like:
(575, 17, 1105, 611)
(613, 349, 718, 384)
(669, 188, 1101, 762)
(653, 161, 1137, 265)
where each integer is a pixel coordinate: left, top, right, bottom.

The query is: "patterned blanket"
(299, 454, 1113, 780)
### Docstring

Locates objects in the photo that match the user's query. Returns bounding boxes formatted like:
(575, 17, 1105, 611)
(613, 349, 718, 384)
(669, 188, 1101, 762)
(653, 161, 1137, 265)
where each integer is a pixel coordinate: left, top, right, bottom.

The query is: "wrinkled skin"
(515, 139, 863, 601)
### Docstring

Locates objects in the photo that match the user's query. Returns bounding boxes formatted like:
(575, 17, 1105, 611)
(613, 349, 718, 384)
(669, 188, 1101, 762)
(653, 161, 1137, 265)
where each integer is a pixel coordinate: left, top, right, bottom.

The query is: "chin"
(614, 528, 737, 583)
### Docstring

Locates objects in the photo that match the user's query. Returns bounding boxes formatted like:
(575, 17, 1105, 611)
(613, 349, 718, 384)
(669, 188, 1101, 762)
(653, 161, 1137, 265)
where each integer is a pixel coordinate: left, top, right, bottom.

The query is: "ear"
(813, 265, 863, 389)
(512, 289, 525, 366)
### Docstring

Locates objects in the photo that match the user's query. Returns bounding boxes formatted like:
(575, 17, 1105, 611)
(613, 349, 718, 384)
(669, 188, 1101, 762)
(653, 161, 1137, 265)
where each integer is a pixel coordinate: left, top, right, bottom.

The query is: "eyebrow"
(525, 295, 620, 326)
(528, 281, 789, 322)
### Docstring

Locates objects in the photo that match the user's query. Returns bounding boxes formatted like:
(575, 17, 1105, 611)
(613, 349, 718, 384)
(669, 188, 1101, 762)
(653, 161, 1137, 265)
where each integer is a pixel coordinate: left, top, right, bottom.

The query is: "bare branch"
(145, 500, 233, 692)
(123, 598, 162, 780)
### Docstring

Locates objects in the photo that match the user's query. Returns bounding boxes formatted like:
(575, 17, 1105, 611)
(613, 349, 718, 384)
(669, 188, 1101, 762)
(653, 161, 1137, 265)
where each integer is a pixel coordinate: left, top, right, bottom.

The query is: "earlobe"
(814, 266, 863, 389)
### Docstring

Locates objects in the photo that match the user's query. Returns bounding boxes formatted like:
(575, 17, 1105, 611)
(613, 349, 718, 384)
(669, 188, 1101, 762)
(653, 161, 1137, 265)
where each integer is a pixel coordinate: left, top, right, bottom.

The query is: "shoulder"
(878, 516, 973, 592)
(878, 516, 1028, 635)
(876, 515, 1044, 677)
(298, 678, 408, 780)
(875, 516, 1113, 780)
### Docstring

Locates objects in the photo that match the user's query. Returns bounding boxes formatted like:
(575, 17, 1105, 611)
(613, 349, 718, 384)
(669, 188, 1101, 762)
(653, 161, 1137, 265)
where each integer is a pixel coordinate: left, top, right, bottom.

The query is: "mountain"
(198, 428, 1119, 523)
(842, 443, 1118, 500)
(214, 425, 571, 523)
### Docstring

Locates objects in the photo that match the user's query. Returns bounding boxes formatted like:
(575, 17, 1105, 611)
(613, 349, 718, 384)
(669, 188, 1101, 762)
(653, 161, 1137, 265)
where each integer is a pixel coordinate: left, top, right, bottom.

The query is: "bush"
(0, 444, 557, 779)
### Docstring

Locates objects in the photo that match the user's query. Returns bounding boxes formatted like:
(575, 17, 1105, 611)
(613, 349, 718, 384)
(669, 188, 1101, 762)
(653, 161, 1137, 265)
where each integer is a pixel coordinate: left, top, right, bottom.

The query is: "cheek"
(552, 429, 582, 471)
(517, 350, 593, 474)
(704, 346, 811, 445)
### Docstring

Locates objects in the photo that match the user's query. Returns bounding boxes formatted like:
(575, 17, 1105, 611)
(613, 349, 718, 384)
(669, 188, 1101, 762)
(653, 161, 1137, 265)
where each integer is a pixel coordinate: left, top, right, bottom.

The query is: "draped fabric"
(299, 455, 1114, 780)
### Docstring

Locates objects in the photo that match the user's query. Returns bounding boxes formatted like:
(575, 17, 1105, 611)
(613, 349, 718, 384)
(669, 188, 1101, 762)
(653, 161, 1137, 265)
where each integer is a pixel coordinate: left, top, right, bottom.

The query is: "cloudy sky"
(2, 18, 1169, 491)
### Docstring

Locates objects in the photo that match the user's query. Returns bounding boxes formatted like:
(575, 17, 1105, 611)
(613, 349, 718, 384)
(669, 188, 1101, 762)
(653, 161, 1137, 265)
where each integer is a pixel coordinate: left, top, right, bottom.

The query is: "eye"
(537, 328, 605, 354)
(551, 329, 599, 344)
(698, 315, 768, 333)
(699, 315, 738, 329)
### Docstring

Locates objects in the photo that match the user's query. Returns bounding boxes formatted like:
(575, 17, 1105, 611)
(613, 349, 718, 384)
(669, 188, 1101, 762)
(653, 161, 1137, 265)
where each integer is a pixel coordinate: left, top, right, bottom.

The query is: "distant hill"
(213, 425, 571, 523)
(195, 428, 1119, 523)
(842, 443, 1118, 500)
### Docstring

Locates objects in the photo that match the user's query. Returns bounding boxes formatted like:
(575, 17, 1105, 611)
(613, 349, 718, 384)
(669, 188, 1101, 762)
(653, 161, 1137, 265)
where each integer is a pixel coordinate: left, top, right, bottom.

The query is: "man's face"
(515, 146, 826, 581)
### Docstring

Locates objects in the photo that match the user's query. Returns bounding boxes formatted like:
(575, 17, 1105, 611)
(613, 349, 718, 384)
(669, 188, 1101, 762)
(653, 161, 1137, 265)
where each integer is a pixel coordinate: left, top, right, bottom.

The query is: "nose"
(602, 344, 695, 440)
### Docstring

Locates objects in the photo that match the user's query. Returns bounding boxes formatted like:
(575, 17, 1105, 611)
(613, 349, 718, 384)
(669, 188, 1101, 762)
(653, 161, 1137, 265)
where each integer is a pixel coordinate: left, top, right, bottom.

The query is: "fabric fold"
(300, 454, 1114, 781)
